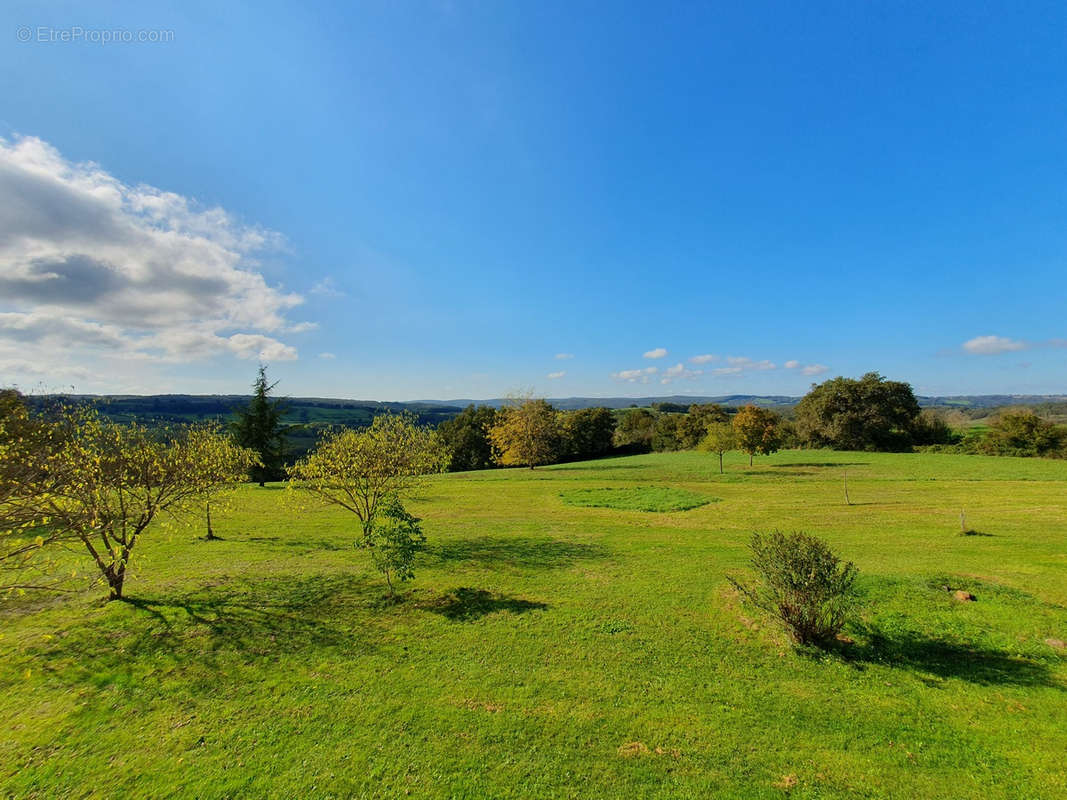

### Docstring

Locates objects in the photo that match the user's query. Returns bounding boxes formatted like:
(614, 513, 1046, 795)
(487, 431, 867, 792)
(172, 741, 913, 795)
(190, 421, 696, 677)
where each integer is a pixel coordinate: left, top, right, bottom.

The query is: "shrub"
(729, 531, 858, 647)
(362, 496, 425, 599)
(980, 410, 1066, 457)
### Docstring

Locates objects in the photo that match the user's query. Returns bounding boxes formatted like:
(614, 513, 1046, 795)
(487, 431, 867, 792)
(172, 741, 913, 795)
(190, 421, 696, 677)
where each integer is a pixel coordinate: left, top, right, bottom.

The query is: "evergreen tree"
(232, 365, 288, 485)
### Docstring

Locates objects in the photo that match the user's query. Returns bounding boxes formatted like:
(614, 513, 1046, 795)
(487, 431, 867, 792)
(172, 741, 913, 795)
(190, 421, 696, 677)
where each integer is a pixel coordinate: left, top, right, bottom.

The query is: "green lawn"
(2, 450, 1066, 798)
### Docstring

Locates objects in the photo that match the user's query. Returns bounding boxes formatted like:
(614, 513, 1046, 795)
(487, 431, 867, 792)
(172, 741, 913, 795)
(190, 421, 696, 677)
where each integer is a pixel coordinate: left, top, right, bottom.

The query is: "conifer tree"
(232, 365, 288, 485)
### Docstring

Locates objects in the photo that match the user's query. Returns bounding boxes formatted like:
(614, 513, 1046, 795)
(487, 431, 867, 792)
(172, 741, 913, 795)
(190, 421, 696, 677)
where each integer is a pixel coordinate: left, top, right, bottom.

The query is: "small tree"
(188, 423, 261, 540)
(232, 365, 288, 485)
(732, 404, 783, 465)
(288, 414, 446, 595)
(680, 404, 729, 449)
(700, 421, 736, 474)
(1, 406, 255, 600)
(487, 396, 560, 469)
(363, 496, 426, 599)
(729, 531, 858, 647)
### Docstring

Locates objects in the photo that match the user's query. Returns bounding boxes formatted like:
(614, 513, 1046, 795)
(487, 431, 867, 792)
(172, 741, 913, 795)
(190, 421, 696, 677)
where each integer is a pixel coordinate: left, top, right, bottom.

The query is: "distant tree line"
(438, 400, 617, 471)
(435, 372, 1067, 471)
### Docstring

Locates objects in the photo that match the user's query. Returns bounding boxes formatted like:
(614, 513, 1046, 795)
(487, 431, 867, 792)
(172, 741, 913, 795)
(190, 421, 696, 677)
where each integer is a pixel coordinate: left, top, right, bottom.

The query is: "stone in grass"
(953, 590, 977, 602)
(1045, 638, 1065, 650)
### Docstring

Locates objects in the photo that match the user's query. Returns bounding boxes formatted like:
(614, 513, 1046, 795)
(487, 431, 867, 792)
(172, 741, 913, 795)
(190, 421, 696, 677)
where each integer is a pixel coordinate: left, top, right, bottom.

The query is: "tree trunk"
(719, 452, 724, 474)
(749, 453, 753, 466)
(106, 564, 126, 601)
(205, 501, 218, 540)
(258, 480, 265, 487)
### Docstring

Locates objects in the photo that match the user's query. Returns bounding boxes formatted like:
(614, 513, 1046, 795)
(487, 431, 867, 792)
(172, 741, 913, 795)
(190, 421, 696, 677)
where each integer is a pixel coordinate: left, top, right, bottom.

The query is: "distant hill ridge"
(37, 392, 1067, 414)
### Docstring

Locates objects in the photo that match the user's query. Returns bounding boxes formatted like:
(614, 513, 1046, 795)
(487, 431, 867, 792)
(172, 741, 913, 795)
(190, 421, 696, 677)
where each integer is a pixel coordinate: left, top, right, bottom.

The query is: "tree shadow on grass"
(245, 536, 348, 552)
(736, 469, 811, 477)
(425, 536, 610, 570)
(772, 461, 871, 468)
(14, 575, 388, 694)
(543, 462, 650, 471)
(838, 623, 1062, 689)
(421, 587, 548, 622)
(113, 576, 379, 657)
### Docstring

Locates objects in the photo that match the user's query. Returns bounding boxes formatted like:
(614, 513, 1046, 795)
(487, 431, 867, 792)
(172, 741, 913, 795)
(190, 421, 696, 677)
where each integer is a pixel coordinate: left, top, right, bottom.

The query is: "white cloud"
(310, 276, 344, 297)
(643, 347, 668, 359)
(546, 370, 566, 379)
(0, 135, 305, 382)
(784, 359, 829, 376)
(318, 352, 336, 359)
(689, 354, 718, 364)
(962, 335, 1028, 355)
(226, 333, 298, 361)
(725, 356, 776, 371)
(287, 321, 319, 333)
(659, 362, 703, 384)
(554, 352, 574, 360)
(612, 366, 659, 383)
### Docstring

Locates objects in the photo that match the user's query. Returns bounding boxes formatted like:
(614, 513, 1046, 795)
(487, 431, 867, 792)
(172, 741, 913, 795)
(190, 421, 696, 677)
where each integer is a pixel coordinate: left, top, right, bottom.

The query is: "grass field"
(2, 450, 1066, 798)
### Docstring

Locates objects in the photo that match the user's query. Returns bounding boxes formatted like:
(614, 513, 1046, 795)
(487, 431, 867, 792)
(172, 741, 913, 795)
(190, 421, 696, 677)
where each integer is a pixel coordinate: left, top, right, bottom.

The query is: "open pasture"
(2, 449, 1065, 798)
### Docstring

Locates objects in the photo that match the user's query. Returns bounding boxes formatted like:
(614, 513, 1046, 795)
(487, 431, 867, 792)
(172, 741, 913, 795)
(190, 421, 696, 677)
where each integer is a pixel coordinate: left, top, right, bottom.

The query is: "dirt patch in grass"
(617, 741, 681, 759)
(560, 486, 717, 513)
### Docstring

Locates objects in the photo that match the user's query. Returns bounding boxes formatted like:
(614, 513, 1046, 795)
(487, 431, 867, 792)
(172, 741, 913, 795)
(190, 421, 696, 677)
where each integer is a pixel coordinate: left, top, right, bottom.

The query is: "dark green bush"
(730, 531, 858, 647)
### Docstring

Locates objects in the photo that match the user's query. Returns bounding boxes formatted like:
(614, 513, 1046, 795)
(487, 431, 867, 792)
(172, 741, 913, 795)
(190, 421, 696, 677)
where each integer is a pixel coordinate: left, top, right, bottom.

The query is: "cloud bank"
(0, 135, 307, 386)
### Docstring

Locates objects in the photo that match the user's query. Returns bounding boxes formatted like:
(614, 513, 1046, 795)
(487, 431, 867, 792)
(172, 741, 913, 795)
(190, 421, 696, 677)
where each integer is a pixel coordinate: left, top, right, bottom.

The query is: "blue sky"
(1, 0, 1065, 399)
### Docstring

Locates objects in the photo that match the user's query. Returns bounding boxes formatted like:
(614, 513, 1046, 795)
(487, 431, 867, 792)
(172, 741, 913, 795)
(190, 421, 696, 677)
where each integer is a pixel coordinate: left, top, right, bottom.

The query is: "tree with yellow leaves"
(732, 404, 783, 466)
(488, 396, 560, 469)
(0, 395, 256, 600)
(287, 413, 446, 597)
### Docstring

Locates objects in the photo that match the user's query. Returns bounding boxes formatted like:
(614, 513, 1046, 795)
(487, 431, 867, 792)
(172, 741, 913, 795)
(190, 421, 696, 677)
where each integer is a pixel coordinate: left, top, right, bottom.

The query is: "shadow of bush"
(842, 623, 1062, 689)
(421, 587, 548, 621)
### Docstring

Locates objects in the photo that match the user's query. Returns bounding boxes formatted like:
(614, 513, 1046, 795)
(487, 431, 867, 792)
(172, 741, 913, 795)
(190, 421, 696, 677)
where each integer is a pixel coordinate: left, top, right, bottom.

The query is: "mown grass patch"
(559, 485, 717, 512)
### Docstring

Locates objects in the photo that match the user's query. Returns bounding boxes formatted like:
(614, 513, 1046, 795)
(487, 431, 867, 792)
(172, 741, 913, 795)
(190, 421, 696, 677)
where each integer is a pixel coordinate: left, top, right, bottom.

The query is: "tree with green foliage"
(559, 407, 616, 461)
(729, 530, 858, 647)
(232, 365, 289, 485)
(910, 409, 958, 446)
(700, 421, 737, 473)
(437, 405, 498, 471)
(794, 372, 921, 451)
(680, 404, 730, 449)
(732, 404, 783, 465)
(981, 410, 1066, 457)
(362, 495, 426, 599)
(488, 396, 560, 469)
(613, 408, 656, 452)
(0, 402, 255, 600)
(652, 413, 685, 452)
